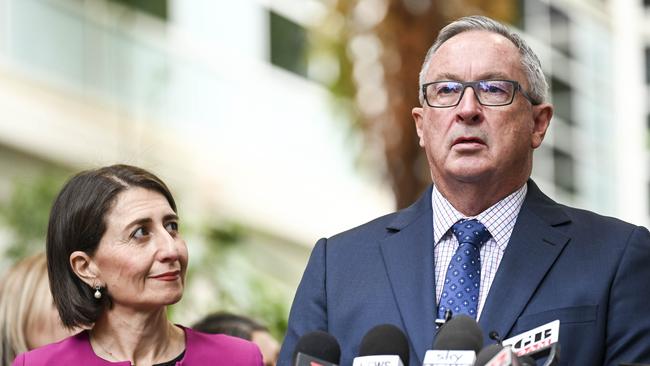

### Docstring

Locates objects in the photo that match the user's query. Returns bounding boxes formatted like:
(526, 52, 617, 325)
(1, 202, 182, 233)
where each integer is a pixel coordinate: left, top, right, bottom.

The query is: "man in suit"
(278, 15, 650, 366)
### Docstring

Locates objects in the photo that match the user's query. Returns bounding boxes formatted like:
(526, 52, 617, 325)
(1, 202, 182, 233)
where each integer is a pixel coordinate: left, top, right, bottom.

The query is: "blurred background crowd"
(0, 0, 648, 364)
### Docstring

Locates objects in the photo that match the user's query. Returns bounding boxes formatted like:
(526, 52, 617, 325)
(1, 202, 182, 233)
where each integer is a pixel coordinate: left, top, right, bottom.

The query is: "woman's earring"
(94, 285, 102, 299)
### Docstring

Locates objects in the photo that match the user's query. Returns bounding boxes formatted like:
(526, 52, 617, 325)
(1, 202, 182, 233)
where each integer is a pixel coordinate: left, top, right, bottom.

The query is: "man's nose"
(456, 86, 482, 123)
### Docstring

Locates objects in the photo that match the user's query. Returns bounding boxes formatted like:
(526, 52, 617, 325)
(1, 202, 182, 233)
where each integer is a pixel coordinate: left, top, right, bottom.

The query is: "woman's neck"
(89, 307, 185, 366)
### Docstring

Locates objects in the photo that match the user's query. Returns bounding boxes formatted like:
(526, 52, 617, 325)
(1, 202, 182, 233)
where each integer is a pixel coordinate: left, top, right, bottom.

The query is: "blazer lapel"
(379, 187, 436, 365)
(479, 180, 571, 341)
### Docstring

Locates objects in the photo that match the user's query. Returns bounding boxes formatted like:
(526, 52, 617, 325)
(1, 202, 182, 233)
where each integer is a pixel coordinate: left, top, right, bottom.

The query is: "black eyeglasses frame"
(421, 79, 539, 108)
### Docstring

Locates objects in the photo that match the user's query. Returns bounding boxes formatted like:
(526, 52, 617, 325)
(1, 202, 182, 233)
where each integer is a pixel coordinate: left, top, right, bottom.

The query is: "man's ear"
(70, 251, 100, 287)
(531, 103, 553, 149)
(412, 107, 426, 147)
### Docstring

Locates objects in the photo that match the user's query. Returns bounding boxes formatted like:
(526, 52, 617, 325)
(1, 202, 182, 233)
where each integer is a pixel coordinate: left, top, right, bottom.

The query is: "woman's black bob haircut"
(46, 164, 176, 329)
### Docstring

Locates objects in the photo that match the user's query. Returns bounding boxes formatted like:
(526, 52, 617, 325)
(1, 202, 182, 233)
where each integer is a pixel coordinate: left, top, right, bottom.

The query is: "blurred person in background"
(12, 164, 262, 366)
(0, 252, 77, 365)
(193, 312, 279, 366)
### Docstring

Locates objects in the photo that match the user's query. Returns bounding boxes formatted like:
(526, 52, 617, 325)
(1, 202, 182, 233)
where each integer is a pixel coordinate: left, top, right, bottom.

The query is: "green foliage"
(245, 278, 289, 340)
(210, 222, 287, 337)
(0, 172, 66, 259)
(178, 221, 290, 339)
(206, 222, 245, 248)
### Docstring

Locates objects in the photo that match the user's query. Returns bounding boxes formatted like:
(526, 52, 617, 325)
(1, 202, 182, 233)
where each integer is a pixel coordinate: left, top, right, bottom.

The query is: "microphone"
(352, 324, 410, 366)
(475, 344, 506, 366)
(293, 330, 341, 366)
(433, 315, 483, 352)
(422, 315, 483, 366)
(502, 320, 560, 366)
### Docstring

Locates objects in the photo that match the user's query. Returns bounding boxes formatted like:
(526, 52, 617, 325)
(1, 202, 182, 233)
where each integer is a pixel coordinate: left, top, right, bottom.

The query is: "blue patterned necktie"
(438, 219, 492, 319)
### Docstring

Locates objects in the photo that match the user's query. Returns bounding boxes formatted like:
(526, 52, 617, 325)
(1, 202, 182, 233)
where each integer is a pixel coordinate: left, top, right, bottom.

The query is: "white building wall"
(525, 0, 650, 227)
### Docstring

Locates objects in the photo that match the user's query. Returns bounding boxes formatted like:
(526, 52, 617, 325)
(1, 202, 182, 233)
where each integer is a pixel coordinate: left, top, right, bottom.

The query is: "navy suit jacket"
(278, 181, 650, 366)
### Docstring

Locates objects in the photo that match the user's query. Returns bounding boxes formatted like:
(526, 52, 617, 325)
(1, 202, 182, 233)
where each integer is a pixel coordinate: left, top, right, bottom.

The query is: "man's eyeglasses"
(421, 80, 538, 108)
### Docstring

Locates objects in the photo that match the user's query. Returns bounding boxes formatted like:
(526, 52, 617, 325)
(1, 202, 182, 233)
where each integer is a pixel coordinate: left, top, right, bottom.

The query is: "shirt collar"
(432, 183, 528, 250)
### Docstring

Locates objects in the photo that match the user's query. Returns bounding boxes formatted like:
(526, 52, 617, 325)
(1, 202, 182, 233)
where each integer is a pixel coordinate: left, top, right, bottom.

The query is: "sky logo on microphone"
(423, 350, 476, 366)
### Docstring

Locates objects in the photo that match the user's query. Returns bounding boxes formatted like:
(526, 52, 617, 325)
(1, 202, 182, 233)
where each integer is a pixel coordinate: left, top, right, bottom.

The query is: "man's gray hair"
(418, 15, 548, 105)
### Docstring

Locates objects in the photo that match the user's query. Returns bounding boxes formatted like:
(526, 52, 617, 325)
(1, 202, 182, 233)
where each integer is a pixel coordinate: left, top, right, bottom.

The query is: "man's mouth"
(452, 136, 486, 146)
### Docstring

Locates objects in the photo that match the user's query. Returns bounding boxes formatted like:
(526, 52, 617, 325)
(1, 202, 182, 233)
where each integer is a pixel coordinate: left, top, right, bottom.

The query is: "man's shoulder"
(532, 195, 649, 250)
(326, 199, 431, 249)
(556, 202, 642, 232)
(330, 210, 400, 239)
(330, 185, 433, 243)
(526, 180, 644, 235)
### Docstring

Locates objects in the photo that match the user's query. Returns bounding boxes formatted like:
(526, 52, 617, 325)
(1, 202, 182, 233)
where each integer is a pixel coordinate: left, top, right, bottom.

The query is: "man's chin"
(445, 163, 492, 183)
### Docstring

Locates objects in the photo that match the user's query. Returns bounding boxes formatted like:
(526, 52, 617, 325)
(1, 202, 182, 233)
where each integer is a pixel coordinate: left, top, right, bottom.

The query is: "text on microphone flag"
(502, 320, 559, 357)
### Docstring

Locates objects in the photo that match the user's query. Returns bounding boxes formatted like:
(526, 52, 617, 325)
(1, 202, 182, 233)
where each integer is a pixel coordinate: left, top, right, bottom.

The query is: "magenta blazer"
(12, 327, 263, 365)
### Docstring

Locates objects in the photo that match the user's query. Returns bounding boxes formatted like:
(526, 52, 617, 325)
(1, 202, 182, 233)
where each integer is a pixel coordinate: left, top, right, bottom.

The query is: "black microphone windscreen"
(293, 330, 341, 364)
(474, 344, 504, 366)
(432, 315, 483, 353)
(358, 324, 410, 365)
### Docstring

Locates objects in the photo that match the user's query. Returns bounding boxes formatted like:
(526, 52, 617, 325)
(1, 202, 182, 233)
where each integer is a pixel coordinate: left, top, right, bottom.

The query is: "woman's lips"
(150, 270, 181, 281)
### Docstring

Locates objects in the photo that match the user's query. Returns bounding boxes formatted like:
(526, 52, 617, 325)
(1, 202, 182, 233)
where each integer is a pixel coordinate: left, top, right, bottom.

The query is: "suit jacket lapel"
(479, 180, 571, 341)
(379, 187, 436, 365)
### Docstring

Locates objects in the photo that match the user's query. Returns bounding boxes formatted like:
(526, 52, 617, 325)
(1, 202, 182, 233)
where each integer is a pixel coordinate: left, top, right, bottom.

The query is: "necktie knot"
(451, 219, 491, 249)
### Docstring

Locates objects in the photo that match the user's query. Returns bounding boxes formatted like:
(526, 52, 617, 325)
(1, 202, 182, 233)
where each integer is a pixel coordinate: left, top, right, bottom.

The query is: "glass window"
(109, 0, 168, 20)
(551, 76, 573, 124)
(550, 6, 571, 58)
(553, 147, 576, 194)
(269, 10, 307, 77)
(646, 113, 650, 150)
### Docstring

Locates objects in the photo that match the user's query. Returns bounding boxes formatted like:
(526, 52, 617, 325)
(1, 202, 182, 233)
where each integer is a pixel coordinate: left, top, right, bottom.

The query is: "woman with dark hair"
(12, 165, 262, 366)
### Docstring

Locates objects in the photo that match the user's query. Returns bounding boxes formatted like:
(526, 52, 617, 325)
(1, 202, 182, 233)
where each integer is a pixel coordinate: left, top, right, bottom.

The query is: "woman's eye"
(132, 227, 149, 239)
